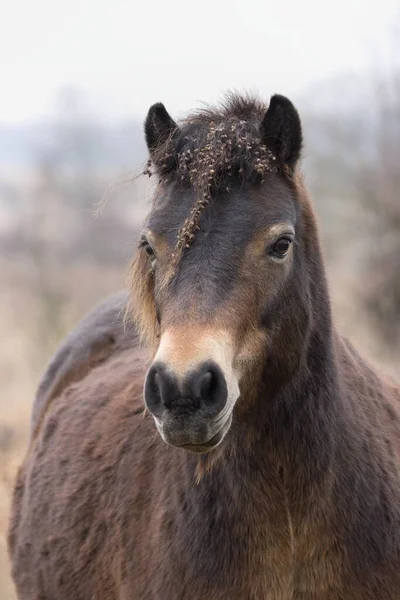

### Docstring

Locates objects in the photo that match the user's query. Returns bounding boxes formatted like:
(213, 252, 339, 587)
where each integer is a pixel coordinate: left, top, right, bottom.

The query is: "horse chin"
(156, 413, 232, 454)
(177, 421, 230, 454)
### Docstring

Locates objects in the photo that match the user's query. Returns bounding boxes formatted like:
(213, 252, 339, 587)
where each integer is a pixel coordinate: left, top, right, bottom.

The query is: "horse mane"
(126, 249, 159, 352)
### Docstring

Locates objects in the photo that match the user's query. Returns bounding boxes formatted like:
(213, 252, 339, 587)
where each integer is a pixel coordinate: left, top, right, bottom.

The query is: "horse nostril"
(200, 371, 214, 398)
(187, 362, 228, 413)
(194, 370, 217, 402)
(154, 372, 161, 392)
(144, 364, 177, 414)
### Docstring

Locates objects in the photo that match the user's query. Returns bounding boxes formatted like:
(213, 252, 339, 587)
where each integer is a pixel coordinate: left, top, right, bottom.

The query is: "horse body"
(8, 94, 400, 599)
(9, 300, 400, 599)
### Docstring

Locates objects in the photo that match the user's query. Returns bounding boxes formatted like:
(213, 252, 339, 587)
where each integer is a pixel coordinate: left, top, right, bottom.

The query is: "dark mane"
(148, 94, 281, 258)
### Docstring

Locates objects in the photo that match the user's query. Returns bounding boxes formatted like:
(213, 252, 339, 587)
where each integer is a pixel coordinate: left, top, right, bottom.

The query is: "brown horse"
(8, 94, 400, 599)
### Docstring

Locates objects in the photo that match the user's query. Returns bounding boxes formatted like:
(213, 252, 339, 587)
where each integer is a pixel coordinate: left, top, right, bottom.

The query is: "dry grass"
(0, 306, 36, 600)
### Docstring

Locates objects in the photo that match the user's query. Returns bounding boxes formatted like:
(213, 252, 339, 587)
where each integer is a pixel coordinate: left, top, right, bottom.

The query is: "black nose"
(144, 361, 228, 417)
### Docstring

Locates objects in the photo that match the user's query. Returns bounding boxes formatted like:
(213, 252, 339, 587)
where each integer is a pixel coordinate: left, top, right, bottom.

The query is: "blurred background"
(1, 0, 399, 596)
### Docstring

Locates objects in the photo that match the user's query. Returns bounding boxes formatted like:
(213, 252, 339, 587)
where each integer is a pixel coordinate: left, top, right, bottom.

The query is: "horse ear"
(260, 95, 302, 170)
(144, 103, 179, 153)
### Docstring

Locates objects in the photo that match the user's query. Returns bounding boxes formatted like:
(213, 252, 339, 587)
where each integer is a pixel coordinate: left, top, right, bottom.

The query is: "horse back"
(31, 290, 138, 439)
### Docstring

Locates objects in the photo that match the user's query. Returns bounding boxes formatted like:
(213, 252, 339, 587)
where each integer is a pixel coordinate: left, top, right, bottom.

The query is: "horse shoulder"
(338, 334, 400, 457)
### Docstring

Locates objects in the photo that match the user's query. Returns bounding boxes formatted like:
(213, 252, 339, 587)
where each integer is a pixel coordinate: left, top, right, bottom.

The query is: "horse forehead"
(149, 182, 294, 244)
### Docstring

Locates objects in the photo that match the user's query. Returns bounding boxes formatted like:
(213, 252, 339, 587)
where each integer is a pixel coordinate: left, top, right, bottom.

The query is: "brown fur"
(8, 95, 400, 600)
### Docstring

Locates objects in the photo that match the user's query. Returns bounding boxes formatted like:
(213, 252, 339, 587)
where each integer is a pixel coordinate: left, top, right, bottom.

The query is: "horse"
(8, 93, 400, 599)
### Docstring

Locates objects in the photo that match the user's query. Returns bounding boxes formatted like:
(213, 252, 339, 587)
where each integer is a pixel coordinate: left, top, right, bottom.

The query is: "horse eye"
(270, 236, 293, 258)
(144, 243, 155, 257)
(139, 238, 157, 265)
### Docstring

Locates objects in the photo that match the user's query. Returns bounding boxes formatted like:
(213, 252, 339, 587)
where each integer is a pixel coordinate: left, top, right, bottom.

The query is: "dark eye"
(139, 237, 157, 266)
(270, 236, 293, 258)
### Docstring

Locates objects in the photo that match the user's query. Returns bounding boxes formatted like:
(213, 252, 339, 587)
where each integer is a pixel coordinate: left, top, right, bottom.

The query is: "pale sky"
(1, 0, 398, 123)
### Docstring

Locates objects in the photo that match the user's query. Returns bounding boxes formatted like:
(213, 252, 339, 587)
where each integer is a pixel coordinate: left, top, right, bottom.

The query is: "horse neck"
(228, 222, 342, 496)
